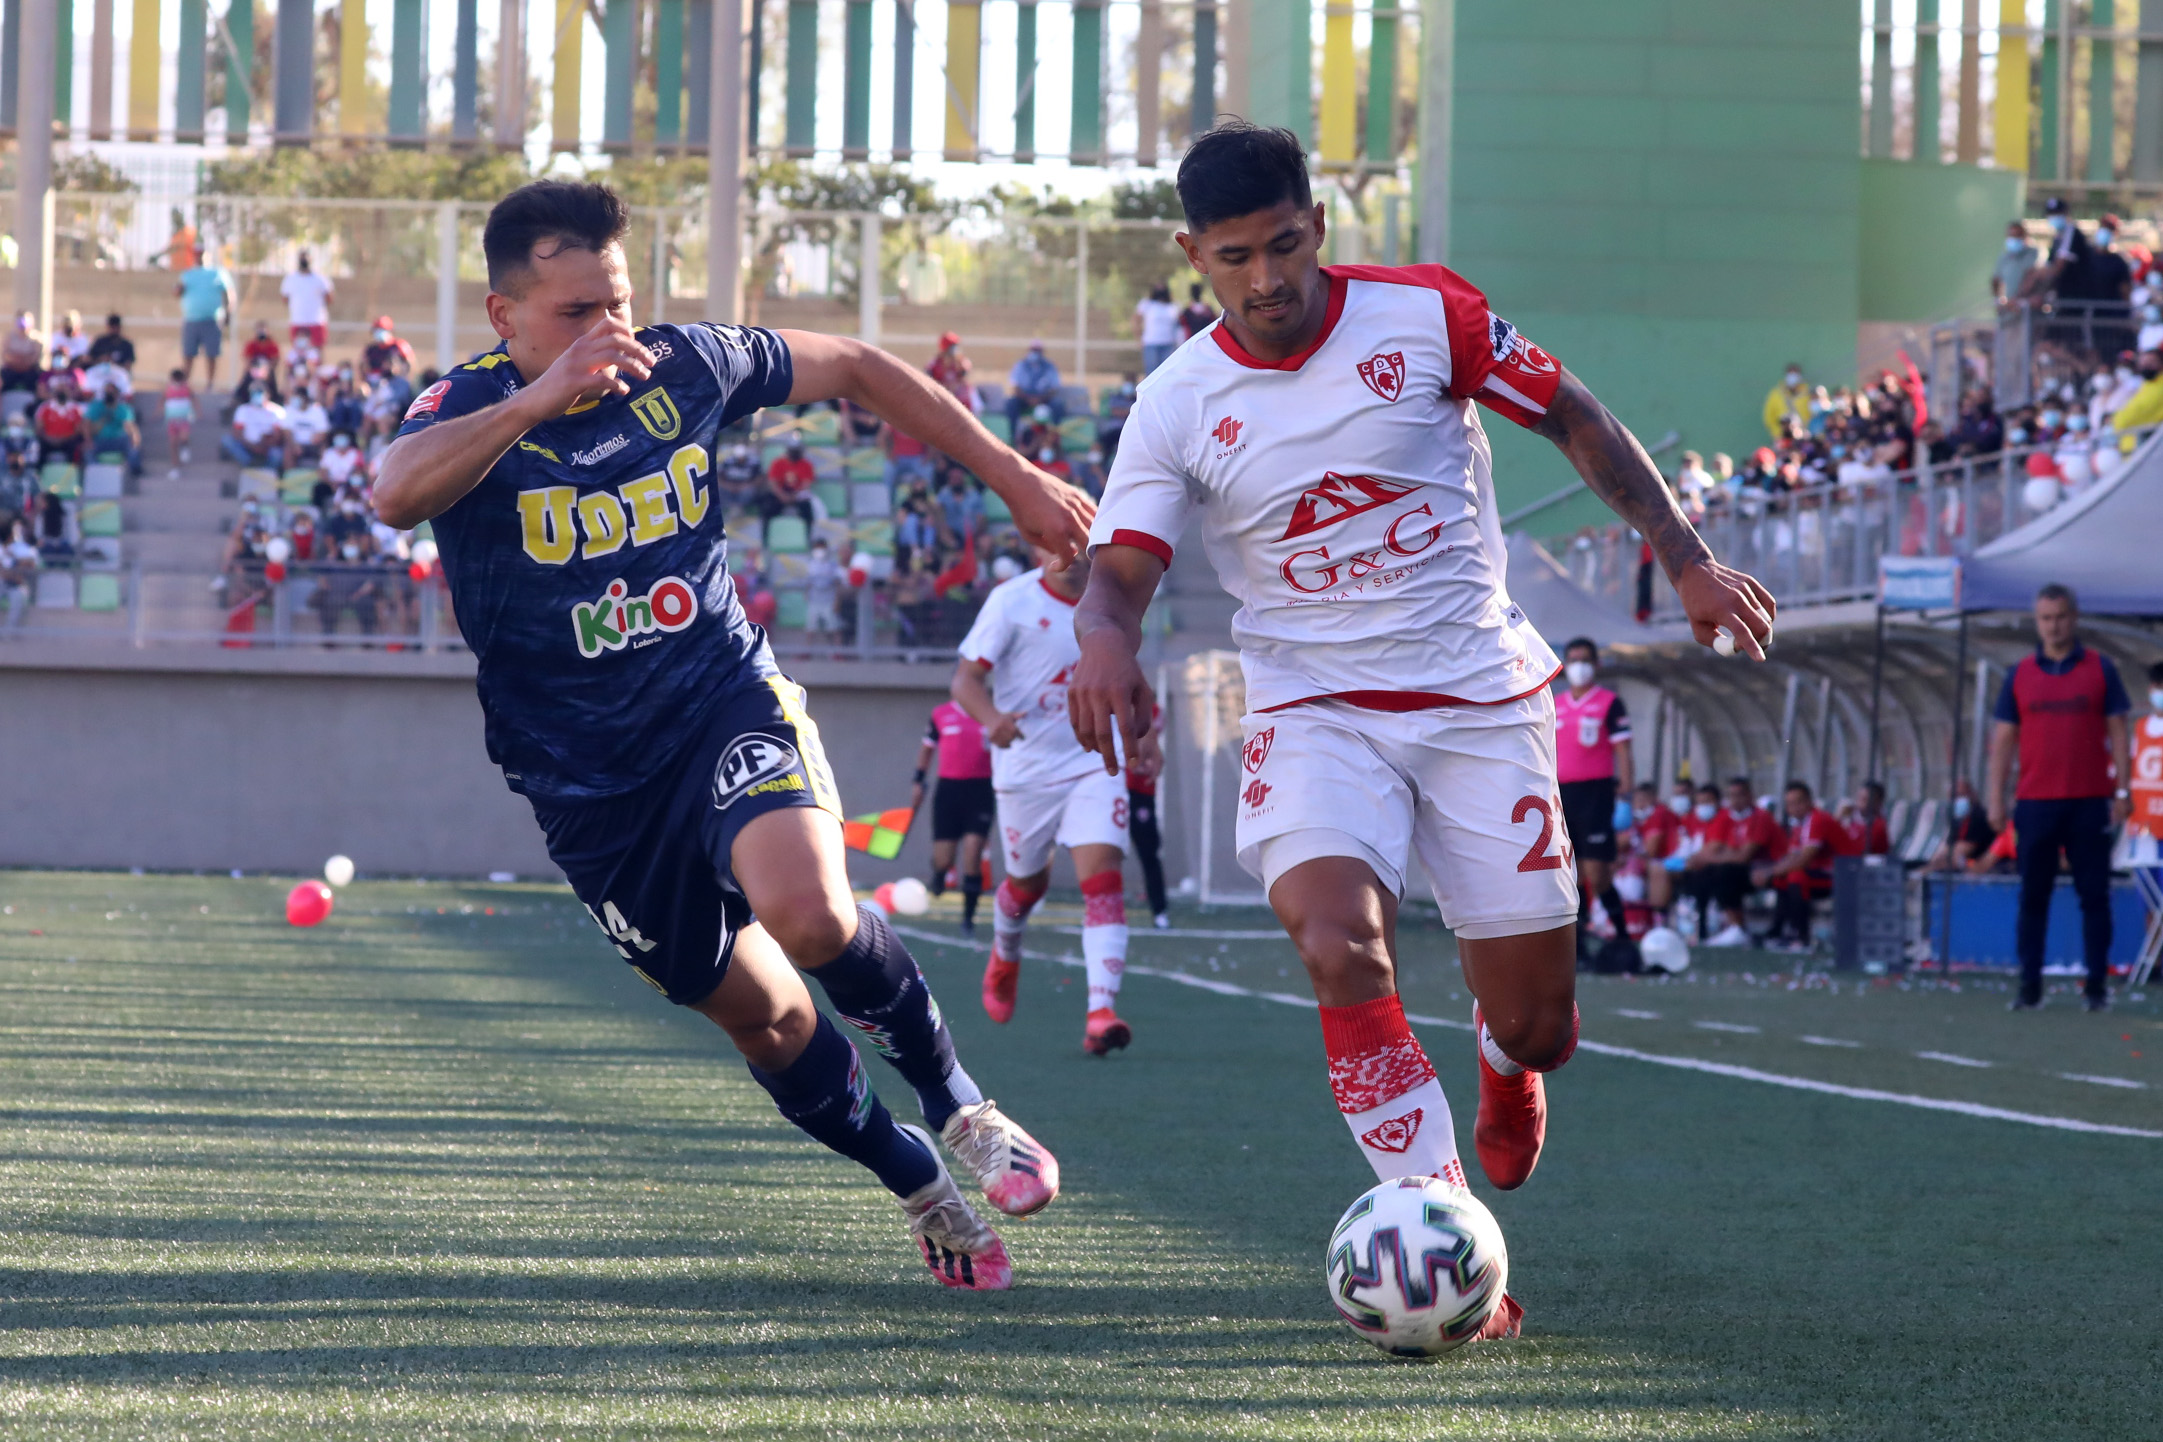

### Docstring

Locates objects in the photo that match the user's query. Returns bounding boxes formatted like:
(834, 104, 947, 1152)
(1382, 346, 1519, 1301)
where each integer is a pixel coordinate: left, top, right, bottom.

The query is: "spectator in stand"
(49, 311, 90, 367)
(1069, 445, 1107, 498)
(224, 385, 288, 470)
(1987, 582, 2130, 1011)
(928, 331, 976, 411)
(1672, 450, 1712, 522)
(86, 313, 136, 376)
(1627, 781, 1682, 919)
(160, 370, 194, 473)
(1682, 776, 1783, 947)
(1762, 362, 1810, 441)
(2, 312, 44, 394)
(35, 488, 73, 559)
(325, 375, 366, 441)
(757, 434, 817, 540)
(83, 384, 142, 476)
(241, 321, 281, 373)
(320, 432, 366, 491)
(33, 378, 85, 466)
(1, 410, 38, 469)
(936, 466, 984, 542)
(804, 539, 843, 641)
(1005, 342, 1064, 428)
(2139, 304, 2163, 355)
(280, 250, 334, 354)
(838, 396, 883, 450)
(2109, 350, 2163, 438)
(1178, 282, 1216, 339)
(362, 317, 416, 378)
(1994, 220, 2041, 304)
(357, 372, 406, 450)
(1930, 778, 1997, 871)
(1, 517, 35, 628)
(2078, 215, 2137, 356)
(0, 447, 31, 531)
(1135, 283, 1183, 374)
(176, 252, 236, 389)
(1032, 442, 1072, 484)
(2036, 197, 2091, 292)
(881, 419, 933, 489)
(715, 442, 760, 511)
(893, 494, 937, 574)
(1756, 781, 1837, 952)
(1098, 371, 1138, 459)
(285, 388, 331, 464)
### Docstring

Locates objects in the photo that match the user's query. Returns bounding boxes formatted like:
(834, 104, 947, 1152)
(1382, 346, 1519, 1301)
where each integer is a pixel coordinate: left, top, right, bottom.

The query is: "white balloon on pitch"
(323, 854, 355, 887)
(1640, 925, 1690, 974)
(889, 876, 931, 915)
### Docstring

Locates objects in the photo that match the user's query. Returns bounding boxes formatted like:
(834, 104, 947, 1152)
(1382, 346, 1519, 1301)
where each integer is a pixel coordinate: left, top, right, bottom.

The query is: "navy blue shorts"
(532, 673, 842, 1006)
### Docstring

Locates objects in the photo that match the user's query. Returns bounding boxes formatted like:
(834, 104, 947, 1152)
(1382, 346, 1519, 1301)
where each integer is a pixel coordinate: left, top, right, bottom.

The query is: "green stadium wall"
(1857, 158, 2026, 322)
(1450, 0, 1860, 534)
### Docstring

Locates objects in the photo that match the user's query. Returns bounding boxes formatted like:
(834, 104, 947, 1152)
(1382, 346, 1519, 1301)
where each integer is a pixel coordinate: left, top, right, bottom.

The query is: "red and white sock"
(1318, 994, 1465, 1188)
(991, 877, 1043, 964)
(1478, 1003, 1581, 1075)
(1078, 872, 1127, 1012)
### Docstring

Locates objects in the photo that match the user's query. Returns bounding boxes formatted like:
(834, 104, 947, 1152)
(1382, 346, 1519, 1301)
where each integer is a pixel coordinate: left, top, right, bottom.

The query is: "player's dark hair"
(2148, 660, 2163, 684)
(1862, 779, 1886, 801)
(1728, 775, 1753, 792)
(1564, 637, 1599, 663)
(1176, 121, 1312, 232)
(1785, 780, 1813, 800)
(2035, 581, 2078, 609)
(484, 181, 631, 296)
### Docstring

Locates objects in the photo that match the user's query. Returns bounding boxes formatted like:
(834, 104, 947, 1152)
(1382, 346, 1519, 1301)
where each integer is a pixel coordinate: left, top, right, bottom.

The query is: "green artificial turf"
(2, 872, 2159, 1440)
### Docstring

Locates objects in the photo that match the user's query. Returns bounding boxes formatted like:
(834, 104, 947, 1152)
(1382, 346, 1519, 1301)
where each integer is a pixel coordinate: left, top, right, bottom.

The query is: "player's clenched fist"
(529, 314, 656, 415)
(1067, 632, 1153, 777)
(1674, 558, 1778, 661)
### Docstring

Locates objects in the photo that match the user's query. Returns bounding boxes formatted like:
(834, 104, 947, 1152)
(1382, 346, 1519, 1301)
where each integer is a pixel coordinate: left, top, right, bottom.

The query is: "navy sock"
(747, 1014, 939, 1199)
(806, 903, 984, 1130)
(960, 872, 983, 927)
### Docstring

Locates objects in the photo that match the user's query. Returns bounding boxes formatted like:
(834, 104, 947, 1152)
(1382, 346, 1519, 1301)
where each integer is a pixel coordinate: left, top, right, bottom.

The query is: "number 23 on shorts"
(1513, 794, 1571, 873)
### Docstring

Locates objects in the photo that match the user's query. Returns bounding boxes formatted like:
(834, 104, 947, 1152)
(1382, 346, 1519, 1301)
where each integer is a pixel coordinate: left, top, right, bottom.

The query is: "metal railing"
(1546, 426, 2158, 621)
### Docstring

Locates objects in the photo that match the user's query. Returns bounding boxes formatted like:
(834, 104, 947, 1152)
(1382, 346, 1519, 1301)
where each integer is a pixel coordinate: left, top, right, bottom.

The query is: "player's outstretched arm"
(373, 315, 654, 528)
(779, 331, 1092, 568)
(1068, 543, 1166, 776)
(1534, 368, 1778, 660)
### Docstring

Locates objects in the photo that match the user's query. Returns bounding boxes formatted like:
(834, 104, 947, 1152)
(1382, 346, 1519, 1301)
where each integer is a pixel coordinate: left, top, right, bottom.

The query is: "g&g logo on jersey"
(629, 386, 683, 441)
(714, 732, 801, 809)
(571, 575, 699, 657)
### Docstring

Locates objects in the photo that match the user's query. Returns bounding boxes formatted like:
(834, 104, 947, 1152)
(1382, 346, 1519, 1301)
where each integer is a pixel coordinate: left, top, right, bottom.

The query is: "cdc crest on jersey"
(1326, 1176, 1508, 1357)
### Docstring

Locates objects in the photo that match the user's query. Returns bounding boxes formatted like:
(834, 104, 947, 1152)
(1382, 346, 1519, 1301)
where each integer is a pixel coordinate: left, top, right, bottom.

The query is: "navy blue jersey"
(395, 322, 794, 802)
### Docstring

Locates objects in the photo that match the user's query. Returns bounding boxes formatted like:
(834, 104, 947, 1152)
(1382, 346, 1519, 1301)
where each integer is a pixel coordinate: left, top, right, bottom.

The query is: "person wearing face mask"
(1553, 639, 1635, 963)
(361, 316, 416, 379)
(1034, 443, 1072, 483)
(0, 408, 40, 469)
(1626, 782, 1679, 918)
(224, 385, 288, 469)
(1763, 364, 1811, 441)
(1993, 220, 2040, 306)
(757, 434, 818, 544)
(1681, 777, 1782, 946)
(1755, 781, 1839, 953)
(2109, 351, 2163, 444)
(1832, 779, 1890, 858)
(1930, 777, 1997, 871)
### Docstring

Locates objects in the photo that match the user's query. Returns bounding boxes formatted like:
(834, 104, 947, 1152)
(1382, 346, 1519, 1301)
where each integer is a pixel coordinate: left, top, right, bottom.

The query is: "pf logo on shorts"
(714, 732, 801, 809)
(1243, 728, 1274, 774)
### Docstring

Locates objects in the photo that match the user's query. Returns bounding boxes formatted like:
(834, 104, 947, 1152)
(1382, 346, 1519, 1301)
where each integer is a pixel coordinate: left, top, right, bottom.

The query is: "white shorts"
(1234, 693, 1579, 940)
(996, 768, 1130, 877)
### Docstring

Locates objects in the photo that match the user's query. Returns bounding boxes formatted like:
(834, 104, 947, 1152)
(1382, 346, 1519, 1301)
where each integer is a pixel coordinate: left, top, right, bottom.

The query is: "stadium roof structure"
(1963, 429, 2163, 617)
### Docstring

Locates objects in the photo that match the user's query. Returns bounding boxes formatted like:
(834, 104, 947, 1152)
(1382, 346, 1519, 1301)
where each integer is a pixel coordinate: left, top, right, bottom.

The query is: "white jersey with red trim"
(1088, 263, 1564, 713)
(957, 570, 1117, 790)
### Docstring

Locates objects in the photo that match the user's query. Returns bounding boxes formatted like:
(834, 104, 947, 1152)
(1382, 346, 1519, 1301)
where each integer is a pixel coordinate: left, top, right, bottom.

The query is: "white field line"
(2060, 1073, 2148, 1089)
(892, 924, 2163, 1141)
(1615, 1009, 1661, 1020)
(1046, 925, 1289, 941)
(1799, 1035, 1863, 1048)
(1694, 1021, 1762, 1034)
(1916, 1051, 1993, 1068)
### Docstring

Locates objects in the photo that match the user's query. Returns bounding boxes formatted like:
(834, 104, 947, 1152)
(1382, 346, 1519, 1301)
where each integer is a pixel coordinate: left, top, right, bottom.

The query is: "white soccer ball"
(323, 854, 355, 887)
(889, 876, 930, 916)
(1640, 924, 1690, 974)
(1325, 1176, 1509, 1358)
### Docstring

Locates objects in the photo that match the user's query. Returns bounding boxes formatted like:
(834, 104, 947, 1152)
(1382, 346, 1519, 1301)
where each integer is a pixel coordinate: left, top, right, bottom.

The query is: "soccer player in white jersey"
(954, 546, 1158, 1055)
(1067, 124, 1775, 1331)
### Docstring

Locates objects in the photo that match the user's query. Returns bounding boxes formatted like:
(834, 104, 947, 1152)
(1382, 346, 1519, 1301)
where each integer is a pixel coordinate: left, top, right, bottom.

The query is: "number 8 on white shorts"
(995, 768, 1132, 878)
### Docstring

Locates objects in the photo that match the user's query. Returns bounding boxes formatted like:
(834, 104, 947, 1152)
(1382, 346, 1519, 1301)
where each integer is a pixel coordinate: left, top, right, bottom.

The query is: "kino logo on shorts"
(714, 732, 801, 809)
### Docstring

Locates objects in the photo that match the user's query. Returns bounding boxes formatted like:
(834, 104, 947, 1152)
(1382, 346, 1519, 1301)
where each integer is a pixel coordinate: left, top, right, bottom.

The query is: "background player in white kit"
(1067, 125, 1775, 1329)
(953, 547, 1158, 1055)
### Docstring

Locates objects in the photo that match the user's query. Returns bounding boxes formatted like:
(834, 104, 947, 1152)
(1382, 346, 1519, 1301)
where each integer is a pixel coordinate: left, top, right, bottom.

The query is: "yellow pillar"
(127, 0, 160, 139)
(1318, 0, 1355, 167)
(341, 0, 370, 134)
(943, 0, 981, 160)
(1994, 0, 2030, 172)
(552, 0, 584, 151)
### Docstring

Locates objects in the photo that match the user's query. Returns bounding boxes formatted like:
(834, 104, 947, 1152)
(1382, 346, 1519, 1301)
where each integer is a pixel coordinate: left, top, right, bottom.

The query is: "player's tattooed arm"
(1068, 544, 1166, 775)
(1534, 367, 1778, 660)
(780, 331, 1093, 569)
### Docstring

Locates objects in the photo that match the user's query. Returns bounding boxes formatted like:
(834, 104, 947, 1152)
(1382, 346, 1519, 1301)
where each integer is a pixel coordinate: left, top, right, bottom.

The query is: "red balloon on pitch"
(872, 882, 897, 915)
(286, 880, 334, 927)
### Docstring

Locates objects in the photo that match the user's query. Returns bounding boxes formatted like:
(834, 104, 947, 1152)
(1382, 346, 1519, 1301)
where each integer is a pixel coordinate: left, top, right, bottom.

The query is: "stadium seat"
(843, 448, 885, 481)
(1058, 416, 1096, 454)
(1883, 799, 1911, 854)
(850, 518, 895, 554)
(236, 469, 279, 501)
(849, 481, 891, 517)
(39, 461, 79, 497)
(976, 383, 1006, 410)
(280, 468, 320, 504)
(776, 589, 808, 628)
(768, 551, 811, 586)
(983, 490, 1013, 523)
(983, 413, 1012, 443)
(79, 537, 121, 566)
(794, 410, 841, 446)
(766, 515, 810, 553)
(82, 463, 126, 499)
(77, 572, 122, 612)
(1057, 384, 1091, 415)
(34, 569, 75, 608)
(813, 481, 849, 520)
(1899, 800, 1941, 865)
(78, 500, 122, 538)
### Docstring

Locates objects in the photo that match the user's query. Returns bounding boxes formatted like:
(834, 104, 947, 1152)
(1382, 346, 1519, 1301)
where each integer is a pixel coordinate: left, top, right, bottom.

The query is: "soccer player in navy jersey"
(373, 181, 1093, 1290)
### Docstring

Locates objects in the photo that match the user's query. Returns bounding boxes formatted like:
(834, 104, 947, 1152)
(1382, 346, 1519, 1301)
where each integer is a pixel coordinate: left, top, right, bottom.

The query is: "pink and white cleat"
(981, 952, 1020, 1023)
(940, 1099, 1060, 1217)
(897, 1125, 1013, 1291)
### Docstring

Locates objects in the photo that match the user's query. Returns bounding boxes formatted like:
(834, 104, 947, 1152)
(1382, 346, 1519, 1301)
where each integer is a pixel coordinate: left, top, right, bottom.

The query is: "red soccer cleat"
(1081, 1007, 1132, 1057)
(981, 951, 1020, 1023)
(1472, 1005, 1546, 1191)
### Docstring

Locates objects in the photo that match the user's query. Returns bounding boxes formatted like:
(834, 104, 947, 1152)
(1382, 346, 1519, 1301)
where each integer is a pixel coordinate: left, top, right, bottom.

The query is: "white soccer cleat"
(896, 1124, 1013, 1291)
(941, 1098, 1060, 1217)
(1705, 923, 1752, 948)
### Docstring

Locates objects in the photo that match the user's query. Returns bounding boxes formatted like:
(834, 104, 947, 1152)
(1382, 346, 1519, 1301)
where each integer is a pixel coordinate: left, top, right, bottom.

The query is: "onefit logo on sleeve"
(571, 575, 699, 657)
